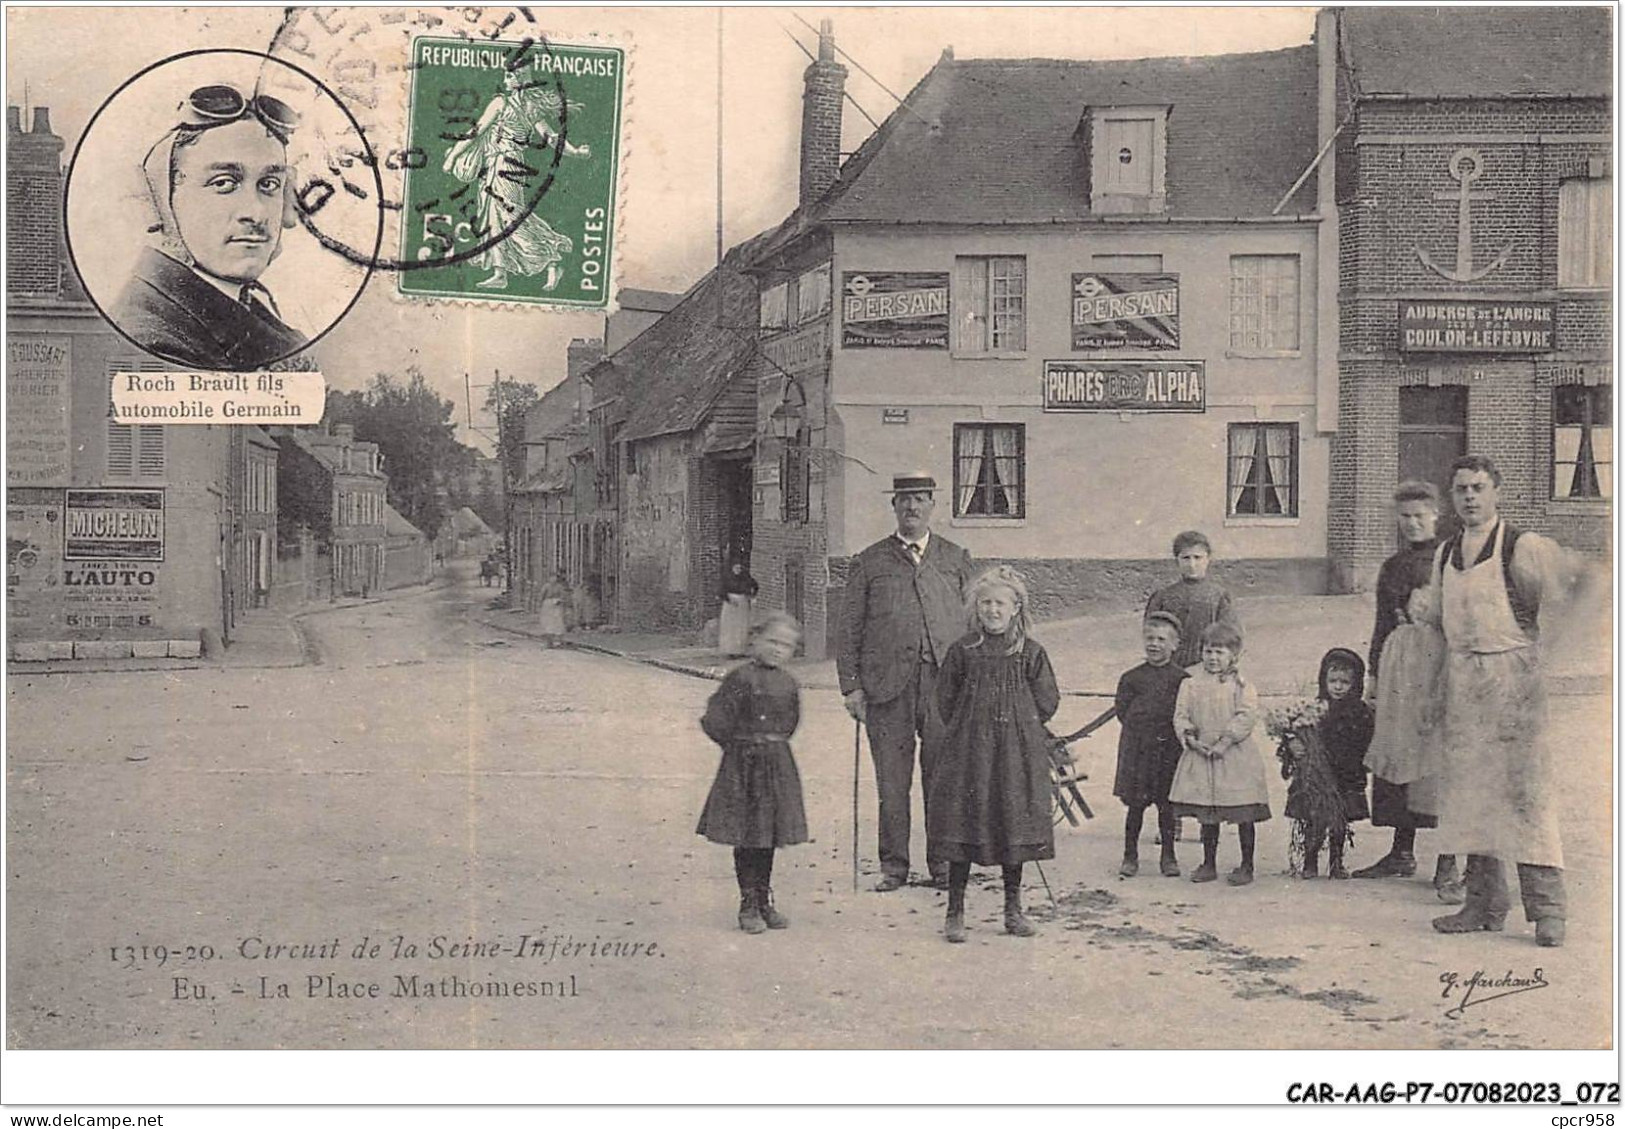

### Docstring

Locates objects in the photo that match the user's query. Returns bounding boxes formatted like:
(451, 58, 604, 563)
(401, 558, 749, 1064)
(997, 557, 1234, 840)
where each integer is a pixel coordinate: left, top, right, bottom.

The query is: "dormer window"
(1089, 106, 1168, 215)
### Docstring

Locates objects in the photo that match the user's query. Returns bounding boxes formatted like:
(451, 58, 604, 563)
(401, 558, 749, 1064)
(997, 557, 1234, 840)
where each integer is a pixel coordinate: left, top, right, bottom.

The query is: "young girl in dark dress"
(931, 566, 1061, 943)
(1113, 611, 1190, 878)
(1282, 648, 1374, 879)
(696, 612, 809, 934)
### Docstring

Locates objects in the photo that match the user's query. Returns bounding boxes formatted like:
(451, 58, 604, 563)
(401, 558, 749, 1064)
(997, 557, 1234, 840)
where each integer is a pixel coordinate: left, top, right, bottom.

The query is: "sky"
(7, 4, 1317, 450)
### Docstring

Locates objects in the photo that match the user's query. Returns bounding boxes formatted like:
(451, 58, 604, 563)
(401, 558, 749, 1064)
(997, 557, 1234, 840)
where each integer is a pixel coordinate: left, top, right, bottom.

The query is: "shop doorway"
(1398, 385, 1468, 537)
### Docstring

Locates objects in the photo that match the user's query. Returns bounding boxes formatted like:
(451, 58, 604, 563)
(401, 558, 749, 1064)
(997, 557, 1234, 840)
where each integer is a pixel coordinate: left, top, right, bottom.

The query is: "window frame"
(1089, 106, 1169, 214)
(1225, 421, 1300, 520)
(760, 282, 790, 332)
(105, 357, 169, 482)
(1227, 255, 1302, 357)
(778, 425, 811, 525)
(796, 262, 832, 324)
(952, 255, 1028, 357)
(950, 422, 1027, 522)
(1551, 383, 1612, 501)
(1558, 176, 1612, 290)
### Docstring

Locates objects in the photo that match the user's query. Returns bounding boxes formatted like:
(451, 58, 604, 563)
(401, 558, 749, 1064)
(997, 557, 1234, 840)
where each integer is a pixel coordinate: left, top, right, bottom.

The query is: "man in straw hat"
(836, 472, 974, 891)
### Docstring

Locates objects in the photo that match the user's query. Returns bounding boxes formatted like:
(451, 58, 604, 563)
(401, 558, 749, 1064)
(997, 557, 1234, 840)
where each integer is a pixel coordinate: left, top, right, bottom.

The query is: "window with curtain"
(1559, 177, 1612, 288)
(953, 423, 1025, 518)
(797, 262, 832, 323)
(954, 256, 1026, 353)
(1229, 255, 1300, 352)
(1552, 384, 1612, 499)
(760, 282, 789, 331)
(1226, 422, 1298, 517)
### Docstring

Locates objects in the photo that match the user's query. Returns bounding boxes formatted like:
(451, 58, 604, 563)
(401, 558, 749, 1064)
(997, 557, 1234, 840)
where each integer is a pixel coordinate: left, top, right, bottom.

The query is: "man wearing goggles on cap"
(112, 85, 308, 370)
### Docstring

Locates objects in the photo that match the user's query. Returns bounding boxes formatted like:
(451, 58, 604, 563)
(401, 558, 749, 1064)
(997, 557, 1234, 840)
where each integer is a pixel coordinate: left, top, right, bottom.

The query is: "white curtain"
(1228, 425, 1257, 513)
(956, 258, 989, 352)
(1263, 425, 1295, 514)
(990, 425, 1020, 515)
(956, 426, 985, 515)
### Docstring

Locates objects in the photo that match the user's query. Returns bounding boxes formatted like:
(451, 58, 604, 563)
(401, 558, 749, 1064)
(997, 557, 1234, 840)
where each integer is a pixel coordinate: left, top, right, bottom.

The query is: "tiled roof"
(449, 506, 494, 536)
(819, 47, 1319, 225)
(524, 373, 581, 440)
(616, 237, 770, 444)
(1340, 6, 1611, 99)
(383, 502, 425, 539)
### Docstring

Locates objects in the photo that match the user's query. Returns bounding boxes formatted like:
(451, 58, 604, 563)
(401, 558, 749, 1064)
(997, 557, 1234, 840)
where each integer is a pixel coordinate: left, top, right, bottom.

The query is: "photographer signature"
(1439, 968, 1548, 1019)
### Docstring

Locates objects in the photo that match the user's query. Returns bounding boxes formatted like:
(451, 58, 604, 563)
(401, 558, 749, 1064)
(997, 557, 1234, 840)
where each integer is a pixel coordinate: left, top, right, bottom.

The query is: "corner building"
(1328, 7, 1612, 589)
(749, 37, 1337, 658)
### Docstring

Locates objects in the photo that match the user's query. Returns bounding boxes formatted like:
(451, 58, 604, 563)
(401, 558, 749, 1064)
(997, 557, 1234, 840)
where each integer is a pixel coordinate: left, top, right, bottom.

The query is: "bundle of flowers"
(1264, 697, 1327, 742)
(1267, 698, 1352, 875)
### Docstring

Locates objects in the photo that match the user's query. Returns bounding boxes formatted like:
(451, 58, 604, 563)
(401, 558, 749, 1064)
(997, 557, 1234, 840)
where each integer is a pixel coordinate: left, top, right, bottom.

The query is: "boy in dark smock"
(1112, 611, 1189, 878)
(696, 613, 809, 934)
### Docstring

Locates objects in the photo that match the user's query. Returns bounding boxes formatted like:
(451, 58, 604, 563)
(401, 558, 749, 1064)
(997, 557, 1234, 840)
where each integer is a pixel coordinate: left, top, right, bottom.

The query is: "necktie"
(239, 281, 280, 322)
(907, 541, 923, 564)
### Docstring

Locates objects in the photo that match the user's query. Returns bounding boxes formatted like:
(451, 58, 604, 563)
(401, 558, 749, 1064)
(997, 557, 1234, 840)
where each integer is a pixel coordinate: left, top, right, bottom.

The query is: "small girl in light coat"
(1168, 621, 1273, 886)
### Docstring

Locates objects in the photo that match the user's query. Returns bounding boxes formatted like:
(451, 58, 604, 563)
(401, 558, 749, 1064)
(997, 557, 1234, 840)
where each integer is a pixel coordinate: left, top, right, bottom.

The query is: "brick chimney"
(798, 19, 846, 207)
(7, 104, 65, 296)
(567, 337, 605, 381)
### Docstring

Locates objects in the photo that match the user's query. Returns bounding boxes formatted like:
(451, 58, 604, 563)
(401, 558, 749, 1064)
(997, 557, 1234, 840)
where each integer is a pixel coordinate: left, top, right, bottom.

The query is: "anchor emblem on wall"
(1416, 148, 1517, 282)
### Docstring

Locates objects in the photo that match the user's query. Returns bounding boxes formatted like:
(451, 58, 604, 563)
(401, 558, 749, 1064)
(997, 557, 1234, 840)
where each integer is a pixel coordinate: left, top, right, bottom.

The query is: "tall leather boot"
(735, 848, 765, 935)
(1517, 863, 1566, 948)
(756, 849, 788, 930)
(945, 863, 969, 944)
(1003, 865, 1036, 937)
(1434, 855, 1465, 904)
(1432, 854, 1508, 933)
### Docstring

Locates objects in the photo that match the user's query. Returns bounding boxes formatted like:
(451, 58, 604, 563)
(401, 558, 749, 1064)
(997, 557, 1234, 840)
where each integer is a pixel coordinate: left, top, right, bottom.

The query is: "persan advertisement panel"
(63, 489, 165, 561)
(1070, 273, 1179, 350)
(1042, 359, 1206, 413)
(841, 271, 949, 349)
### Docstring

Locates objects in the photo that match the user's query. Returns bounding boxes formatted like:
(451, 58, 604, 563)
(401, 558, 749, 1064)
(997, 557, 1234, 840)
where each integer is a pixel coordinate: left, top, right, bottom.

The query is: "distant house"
(273, 423, 388, 598)
(383, 502, 432, 589)
(614, 252, 764, 633)
(510, 337, 601, 609)
(437, 505, 498, 560)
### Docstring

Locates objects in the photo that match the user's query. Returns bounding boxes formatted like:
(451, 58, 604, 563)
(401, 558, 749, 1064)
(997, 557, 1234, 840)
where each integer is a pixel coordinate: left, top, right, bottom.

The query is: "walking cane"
(852, 718, 862, 893)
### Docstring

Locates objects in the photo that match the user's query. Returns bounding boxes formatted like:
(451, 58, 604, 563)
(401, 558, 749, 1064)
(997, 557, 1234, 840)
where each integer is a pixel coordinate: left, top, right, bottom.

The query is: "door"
(1398, 385, 1468, 537)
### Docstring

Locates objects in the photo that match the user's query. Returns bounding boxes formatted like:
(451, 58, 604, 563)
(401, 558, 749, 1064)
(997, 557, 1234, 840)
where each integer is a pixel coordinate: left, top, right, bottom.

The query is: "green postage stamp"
(398, 35, 624, 308)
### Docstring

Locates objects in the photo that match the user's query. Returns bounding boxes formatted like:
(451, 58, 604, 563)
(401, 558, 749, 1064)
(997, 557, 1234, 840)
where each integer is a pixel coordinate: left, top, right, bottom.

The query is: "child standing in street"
(1145, 531, 1240, 671)
(931, 566, 1061, 943)
(1112, 611, 1189, 878)
(1282, 648, 1374, 879)
(696, 611, 809, 934)
(1169, 621, 1272, 886)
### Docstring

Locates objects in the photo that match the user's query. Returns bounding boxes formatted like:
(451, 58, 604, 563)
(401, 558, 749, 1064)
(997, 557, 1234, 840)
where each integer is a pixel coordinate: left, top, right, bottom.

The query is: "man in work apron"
(1428, 456, 1566, 948)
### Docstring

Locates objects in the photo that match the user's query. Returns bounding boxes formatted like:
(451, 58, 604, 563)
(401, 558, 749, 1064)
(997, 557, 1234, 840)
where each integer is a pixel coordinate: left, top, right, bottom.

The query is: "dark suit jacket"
(111, 249, 308, 371)
(836, 532, 974, 704)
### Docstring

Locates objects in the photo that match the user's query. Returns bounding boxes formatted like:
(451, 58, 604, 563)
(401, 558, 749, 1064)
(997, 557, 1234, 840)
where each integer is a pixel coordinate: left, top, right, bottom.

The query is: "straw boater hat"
(884, 471, 938, 495)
